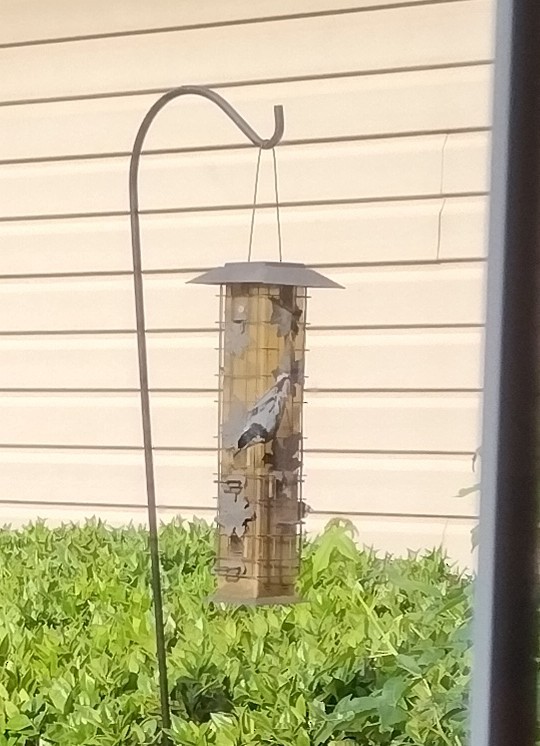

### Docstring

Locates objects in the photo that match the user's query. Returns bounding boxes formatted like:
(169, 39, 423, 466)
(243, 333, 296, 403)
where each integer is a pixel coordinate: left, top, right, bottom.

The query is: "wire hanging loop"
(247, 148, 263, 262)
(272, 147, 283, 263)
(246, 147, 284, 262)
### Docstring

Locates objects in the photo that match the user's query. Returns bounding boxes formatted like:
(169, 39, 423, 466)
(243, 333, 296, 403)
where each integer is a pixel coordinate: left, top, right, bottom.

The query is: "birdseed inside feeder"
(189, 261, 342, 605)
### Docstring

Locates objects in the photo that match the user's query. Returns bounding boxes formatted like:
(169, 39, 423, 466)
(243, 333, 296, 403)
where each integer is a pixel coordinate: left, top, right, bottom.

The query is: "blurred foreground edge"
(471, 2, 540, 745)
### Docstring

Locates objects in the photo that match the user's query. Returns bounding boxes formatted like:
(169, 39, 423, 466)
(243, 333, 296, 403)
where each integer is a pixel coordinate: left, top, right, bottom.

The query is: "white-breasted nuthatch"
(235, 373, 291, 453)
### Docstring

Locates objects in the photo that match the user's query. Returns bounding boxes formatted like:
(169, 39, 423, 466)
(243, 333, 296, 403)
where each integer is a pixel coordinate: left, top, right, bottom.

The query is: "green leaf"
(378, 698, 408, 730)
(3, 703, 18, 721)
(295, 693, 306, 720)
(335, 695, 379, 716)
(311, 537, 335, 579)
(0, 636, 9, 663)
(396, 654, 422, 677)
(6, 714, 32, 732)
(48, 679, 72, 714)
(382, 676, 409, 706)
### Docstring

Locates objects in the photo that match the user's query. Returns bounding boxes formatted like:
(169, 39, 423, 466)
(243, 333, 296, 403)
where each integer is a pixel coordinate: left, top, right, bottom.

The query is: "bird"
(234, 373, 291, 454)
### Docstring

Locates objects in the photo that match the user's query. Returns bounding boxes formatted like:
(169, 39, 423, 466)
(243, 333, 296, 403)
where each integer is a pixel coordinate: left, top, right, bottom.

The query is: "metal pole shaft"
(129, 132, 171, 742)
(471, 2, 540, 745)
(128, 86, 284, 741)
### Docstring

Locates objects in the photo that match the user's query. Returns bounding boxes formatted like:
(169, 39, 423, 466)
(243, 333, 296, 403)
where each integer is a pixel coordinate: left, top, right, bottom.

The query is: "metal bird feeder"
(190, 263, 341, 604)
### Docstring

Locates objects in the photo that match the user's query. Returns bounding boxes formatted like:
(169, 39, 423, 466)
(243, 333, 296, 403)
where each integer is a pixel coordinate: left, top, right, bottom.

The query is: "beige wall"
(0, 0, 493, 565)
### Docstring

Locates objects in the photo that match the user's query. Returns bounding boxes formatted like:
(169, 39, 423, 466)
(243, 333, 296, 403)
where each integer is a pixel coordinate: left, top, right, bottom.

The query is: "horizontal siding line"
(0, 443, 476, 457)
(0, 329, 139, 337)
(0, 388, 482, 395)
(0, 498, 478, 522)
(306, 387, 482, 394)
(0, 388, 211, 395)
(0, 60, 493, 110)
(0, 498, 205, 509)
(0, 257, 485, 282)
(0, 388, 197, 394)
(306, 448, 477, 456)
(154, 446, 478, 457)
(0, 191, 489, 224)
(0, 0, 471, 50)
(0, 271, 131, 281)
(0, 323, 485, 337)
(145, 323, 485, 334)
(0, 126, 491, 167)
(0, 443, 144, 451)
(310, 508, 477, 520)
(308, 322, 485, 331)
(0, 499, 212, 510)
(145, 257, 485, 274)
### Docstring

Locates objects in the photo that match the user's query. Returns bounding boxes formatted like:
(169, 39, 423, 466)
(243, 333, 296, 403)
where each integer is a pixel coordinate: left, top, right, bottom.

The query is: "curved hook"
(128, 85, 285, 743)
(129, 85, 285, 219)
(131, 86, 284, 176)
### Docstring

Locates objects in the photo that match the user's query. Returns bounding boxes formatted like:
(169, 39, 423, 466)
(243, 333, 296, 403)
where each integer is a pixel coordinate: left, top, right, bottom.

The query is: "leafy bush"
(0, 518, 472, 745)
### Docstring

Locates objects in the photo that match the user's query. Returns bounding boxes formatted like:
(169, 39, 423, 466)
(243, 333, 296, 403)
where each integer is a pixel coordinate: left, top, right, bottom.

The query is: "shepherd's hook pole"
(128, 86, 284, 742)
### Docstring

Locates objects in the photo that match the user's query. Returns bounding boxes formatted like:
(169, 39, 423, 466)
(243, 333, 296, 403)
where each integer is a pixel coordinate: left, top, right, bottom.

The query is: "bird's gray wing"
(249, 376, 291, 417)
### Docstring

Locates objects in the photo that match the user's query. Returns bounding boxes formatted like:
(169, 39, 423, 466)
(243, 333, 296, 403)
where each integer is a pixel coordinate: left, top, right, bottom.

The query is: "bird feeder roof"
(188, 261, 343, 288)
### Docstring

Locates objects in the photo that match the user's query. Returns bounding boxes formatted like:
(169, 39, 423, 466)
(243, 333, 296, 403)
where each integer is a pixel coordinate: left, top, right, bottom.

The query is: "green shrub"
(0, 518, 471, 745)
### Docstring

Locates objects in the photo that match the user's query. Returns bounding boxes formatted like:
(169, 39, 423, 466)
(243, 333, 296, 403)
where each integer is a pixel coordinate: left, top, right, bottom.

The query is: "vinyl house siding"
(0, 0, 493, 566)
